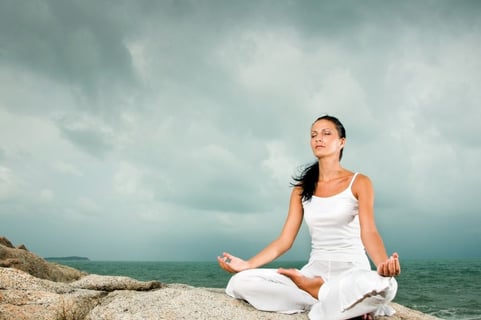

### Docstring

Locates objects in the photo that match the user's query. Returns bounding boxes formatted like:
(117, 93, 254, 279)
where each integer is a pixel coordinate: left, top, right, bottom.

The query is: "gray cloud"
(0, 0, 136, 95)
(54, 113, 115, 158)
(1, 0, 480, 261)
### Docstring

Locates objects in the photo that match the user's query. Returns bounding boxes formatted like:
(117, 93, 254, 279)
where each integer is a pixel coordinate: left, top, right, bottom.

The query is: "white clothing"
(303, 172, 365, 263)
(226, 268, 317, 313)
(225, 173, 398, 319)
(310, 269, 397, 320)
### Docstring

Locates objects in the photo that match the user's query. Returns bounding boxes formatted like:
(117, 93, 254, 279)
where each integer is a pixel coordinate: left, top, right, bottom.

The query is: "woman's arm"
(354, 174, 401, 276)
(218, 187, 304, 273)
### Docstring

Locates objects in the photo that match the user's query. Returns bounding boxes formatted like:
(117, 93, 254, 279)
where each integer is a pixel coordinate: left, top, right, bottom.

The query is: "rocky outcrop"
(0, 237, 440, 319)
(0, 237, 85, 282)
(0, 267, 163, 320)
(0, 237, 15, 248)
(0, 267, 440, 320)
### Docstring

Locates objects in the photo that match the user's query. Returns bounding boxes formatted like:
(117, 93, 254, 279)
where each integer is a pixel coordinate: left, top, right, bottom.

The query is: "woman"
(218, 115, 400, 320)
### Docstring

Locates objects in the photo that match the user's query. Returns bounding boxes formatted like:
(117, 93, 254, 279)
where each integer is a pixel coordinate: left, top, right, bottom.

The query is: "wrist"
(245, 260, 255, 270)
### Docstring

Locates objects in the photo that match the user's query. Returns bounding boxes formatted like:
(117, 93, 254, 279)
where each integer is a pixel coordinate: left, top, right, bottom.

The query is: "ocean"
(58, 258, 481, 320)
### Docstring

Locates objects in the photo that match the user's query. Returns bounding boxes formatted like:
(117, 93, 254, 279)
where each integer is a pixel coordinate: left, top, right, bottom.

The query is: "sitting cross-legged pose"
(218, 115, 400, 320)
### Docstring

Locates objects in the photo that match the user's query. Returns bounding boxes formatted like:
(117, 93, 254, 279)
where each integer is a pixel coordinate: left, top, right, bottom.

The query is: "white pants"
(225, 260, 397, 319)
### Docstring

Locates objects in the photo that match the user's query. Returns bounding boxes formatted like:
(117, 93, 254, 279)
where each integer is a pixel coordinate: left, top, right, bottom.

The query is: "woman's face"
(310, 119, 345, 159)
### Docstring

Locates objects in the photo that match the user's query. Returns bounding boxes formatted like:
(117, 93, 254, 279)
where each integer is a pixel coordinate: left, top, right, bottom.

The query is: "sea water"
(59, 258, 481, 320)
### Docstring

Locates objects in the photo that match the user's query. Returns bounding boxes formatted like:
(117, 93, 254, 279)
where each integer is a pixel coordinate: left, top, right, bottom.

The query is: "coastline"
(0, 267, 440, 320)
(0, 237, 441, 319)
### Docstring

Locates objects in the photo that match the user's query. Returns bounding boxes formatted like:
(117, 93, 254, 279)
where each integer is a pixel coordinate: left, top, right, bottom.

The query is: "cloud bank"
(1, 0, 480, 260)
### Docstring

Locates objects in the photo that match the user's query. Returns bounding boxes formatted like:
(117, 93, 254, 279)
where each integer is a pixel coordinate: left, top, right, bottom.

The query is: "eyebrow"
(311, 128, 333, 132)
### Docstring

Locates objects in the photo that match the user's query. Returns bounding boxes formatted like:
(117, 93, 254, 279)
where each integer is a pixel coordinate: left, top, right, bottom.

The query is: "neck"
(317, 158, 343, 181)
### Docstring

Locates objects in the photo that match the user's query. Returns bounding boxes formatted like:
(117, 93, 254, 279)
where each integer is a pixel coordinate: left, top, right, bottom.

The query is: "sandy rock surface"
(0, 267, 440, 320)
(0, 237, 440, 320)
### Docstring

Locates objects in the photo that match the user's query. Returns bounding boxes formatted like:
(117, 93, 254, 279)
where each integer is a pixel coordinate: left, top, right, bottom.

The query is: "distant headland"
(45, 256, 90, 261)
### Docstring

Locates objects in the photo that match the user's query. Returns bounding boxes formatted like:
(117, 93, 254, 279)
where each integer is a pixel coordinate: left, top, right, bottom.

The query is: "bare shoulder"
(354, 173, 372, 184)
(352, 173, 374, 197)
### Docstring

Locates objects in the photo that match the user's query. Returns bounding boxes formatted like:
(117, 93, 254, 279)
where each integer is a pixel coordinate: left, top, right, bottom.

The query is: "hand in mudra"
(377, 252, 401, 277)
(217, 252, 250, 273)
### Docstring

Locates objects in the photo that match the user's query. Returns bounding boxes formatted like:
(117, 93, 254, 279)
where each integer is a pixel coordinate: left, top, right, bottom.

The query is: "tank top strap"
(348, 172, 359, 190)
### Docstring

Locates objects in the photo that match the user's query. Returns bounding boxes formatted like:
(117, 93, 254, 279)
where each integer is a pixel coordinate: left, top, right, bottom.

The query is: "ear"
(339, 138, 346, 148)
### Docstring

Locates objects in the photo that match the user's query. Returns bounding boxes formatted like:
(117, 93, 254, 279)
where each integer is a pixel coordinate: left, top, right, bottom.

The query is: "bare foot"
(278, 268, 324, 299)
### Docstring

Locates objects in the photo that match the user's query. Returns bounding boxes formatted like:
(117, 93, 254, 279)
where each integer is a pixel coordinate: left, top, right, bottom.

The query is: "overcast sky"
(1, 0, 480, 261)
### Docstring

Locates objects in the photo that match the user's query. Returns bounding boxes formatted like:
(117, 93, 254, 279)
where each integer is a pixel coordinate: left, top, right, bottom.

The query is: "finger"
(223, 263, 235, 273)
(382, 263, 389, 276)
(377, 262, 385, 276)
(223, 252, 234, 259)
(383, 256, 400, 276)
(378, 261, 389, 276)
(223, 263, 234, 273)
(219, 253, 232, 264)
(217, 256, 228, 265)
(223, 256, 238, 273)
(217, 257, 226, 269)
(393, 253, 401, 275)
(388, 258, 396, 275)
(394, 257, 401, 275)
(217, 257, 234, 273)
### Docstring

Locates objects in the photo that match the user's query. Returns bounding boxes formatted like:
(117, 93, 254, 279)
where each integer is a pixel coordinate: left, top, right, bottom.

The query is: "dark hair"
(291, 115, 346, 201)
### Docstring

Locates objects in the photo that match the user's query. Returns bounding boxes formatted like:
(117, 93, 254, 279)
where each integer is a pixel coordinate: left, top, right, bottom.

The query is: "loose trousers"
(225, 260, 397, 319)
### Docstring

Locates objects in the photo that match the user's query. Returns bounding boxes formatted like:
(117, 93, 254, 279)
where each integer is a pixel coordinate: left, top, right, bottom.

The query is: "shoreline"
(0, 267, 440, 320)
(1, 236, 441, 319)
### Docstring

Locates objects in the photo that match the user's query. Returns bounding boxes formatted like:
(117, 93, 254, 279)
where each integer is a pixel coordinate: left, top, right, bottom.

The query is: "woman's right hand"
(217, 252, 251, 273)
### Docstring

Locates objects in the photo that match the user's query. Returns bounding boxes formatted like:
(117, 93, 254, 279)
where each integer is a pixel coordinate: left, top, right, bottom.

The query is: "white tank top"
(303, 172, 367, 263)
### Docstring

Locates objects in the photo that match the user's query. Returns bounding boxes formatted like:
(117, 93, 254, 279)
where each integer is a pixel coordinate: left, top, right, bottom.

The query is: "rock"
(0, 267, 104, 320)
(86, 284, 441, 320)
(0, 236, 441, 319)
(0, 267, 441, 320)
(16, 244, 28, 251)
(71, 274, 163, 291)
(0, 237, 85, 282)
(0, 237, 14, 248)
(379, 304, 441, 320)
(86, 285, 310, 320)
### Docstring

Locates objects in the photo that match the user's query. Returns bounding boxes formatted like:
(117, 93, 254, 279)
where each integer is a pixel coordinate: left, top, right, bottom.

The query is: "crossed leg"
(277, 268, 374, 320)
(277, 268, 324, 299)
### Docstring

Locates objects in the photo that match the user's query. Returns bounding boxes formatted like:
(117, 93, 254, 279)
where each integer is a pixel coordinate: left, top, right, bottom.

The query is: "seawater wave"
(59, 258, 481, 320)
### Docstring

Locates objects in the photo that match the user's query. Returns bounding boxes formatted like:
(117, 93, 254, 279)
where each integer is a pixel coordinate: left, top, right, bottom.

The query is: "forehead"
(311, 119, 336, 131)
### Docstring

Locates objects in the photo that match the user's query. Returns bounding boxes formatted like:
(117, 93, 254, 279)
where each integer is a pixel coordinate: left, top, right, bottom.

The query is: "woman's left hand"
(377, 252, 401, 277)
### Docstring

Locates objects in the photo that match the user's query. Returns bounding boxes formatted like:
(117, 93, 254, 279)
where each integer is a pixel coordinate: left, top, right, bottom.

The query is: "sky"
(1, 0, 480, 261)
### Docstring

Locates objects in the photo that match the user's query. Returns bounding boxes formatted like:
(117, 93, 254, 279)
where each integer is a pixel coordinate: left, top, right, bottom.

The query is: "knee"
(225, 269, 262, 296)
(226, 271, 245, 291)
(227, 269, 257, 287)
(384, 277, 398, 302)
